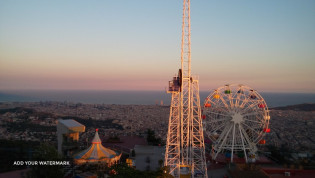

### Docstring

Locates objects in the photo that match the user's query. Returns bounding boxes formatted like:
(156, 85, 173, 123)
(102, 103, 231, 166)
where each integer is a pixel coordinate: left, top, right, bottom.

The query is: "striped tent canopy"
(74, 129, 121, 165)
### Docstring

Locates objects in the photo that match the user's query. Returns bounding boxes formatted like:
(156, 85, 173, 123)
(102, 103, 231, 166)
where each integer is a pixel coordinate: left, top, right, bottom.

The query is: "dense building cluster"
(0, 102, 314, 155)
(264, 109, 315, 151)
(0, 102, 169, 144)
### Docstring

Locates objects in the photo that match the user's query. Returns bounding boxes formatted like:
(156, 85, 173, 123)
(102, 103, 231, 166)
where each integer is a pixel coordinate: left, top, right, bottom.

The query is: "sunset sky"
(0, 0, 314, 93)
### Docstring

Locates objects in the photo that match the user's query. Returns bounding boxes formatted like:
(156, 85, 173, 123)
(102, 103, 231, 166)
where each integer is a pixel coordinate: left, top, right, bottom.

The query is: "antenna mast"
(165, 0, 207, 177)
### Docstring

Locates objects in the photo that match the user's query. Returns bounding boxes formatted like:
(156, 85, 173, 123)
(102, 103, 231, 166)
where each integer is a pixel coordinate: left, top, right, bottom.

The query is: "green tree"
(158, 166, 174, 178)
(27, 144, 64, 178)
(131, 149, 136, 157)
(109, 163, 163, 178)
(146, 129, 162, 146)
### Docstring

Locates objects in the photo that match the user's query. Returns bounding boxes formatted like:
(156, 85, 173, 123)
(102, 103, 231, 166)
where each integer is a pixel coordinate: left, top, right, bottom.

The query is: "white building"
(133, 145, 165, 171)
(57, 119, 85, 155)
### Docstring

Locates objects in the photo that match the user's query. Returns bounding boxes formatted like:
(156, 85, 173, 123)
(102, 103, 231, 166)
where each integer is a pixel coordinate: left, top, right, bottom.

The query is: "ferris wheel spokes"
(212, 123, 234, 159)
(203, 84, 270, 162)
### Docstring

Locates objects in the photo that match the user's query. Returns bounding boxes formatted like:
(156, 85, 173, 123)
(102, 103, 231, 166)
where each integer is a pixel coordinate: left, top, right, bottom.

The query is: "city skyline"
(1, 0, 314, 93)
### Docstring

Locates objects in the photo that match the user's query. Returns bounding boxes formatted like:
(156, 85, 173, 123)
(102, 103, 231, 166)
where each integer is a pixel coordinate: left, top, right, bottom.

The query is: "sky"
(0, 0, 314, 93)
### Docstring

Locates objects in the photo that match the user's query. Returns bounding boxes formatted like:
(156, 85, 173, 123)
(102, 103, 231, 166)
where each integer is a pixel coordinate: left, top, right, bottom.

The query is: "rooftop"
(58, 119, 85, 132)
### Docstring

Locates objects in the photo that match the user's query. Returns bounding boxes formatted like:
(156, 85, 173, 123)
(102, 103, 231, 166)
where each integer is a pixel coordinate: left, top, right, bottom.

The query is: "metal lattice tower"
(165, 0, 207, 177)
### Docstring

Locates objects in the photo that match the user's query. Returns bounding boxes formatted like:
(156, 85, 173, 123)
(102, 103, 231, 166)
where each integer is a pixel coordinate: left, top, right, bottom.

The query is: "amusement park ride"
(164, 0, 270, 177)
(164, 0, 208, 177)
(202, 84, 270, 163)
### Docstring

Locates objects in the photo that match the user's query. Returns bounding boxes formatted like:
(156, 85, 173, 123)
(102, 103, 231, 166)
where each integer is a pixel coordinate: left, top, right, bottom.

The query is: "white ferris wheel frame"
(202, 84, 270, 163)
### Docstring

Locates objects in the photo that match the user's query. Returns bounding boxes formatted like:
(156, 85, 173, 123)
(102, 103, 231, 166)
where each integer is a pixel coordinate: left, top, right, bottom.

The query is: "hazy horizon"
(1, 90, 315, 107)
(1, 88, 315, 94)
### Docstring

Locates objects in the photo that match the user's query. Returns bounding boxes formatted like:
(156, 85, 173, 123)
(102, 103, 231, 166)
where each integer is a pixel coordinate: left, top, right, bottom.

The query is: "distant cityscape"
(1, 101, 314, 153)
(0, 102, 169, 143)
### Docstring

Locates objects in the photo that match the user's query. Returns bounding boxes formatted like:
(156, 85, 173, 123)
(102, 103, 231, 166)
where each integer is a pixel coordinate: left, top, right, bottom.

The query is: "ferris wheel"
(202, 84, 270, 163)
